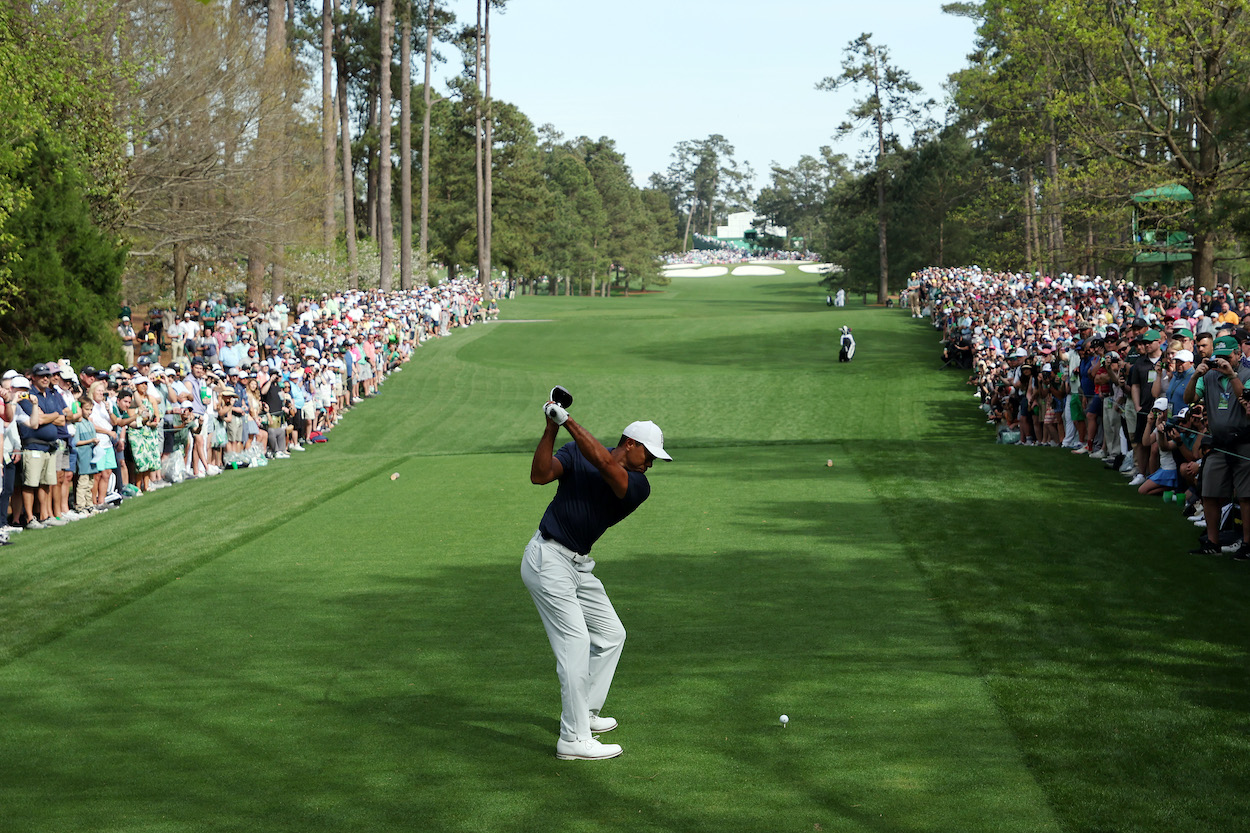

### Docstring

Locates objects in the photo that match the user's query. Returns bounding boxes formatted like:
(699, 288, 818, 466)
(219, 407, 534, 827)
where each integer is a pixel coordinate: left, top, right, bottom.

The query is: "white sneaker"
(207, 465, 222, 476)
(45, 516, 68, 527)
(589, 714, 618, 733)
(1090, 450, 1106, 459)
(555, 737, 622, 761)
(0, 525, 23, 535)
(291, 444, 305, 451)
(1128, 474, 1147, 486)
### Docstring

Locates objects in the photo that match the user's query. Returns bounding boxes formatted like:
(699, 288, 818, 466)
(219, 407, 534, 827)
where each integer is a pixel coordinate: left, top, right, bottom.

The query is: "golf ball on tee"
(390, 472, 400, 480)
(780, 714, 789, 727)
(826, 459, 833, 467)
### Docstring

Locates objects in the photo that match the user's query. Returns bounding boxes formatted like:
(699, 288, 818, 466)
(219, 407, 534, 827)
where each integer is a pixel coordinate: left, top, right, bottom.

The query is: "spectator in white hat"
(117, 316, 136, 365)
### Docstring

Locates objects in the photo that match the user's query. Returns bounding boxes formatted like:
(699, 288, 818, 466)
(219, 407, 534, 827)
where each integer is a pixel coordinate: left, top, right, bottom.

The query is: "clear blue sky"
(435, 0, 980, 190)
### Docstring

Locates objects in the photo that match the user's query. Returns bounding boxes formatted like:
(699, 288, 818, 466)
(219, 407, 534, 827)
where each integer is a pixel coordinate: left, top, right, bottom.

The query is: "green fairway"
(2, 268, 1247, 832)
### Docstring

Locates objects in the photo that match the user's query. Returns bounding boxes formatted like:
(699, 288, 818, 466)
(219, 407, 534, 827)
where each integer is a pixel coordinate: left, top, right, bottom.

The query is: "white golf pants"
(521, 530, 626, 742)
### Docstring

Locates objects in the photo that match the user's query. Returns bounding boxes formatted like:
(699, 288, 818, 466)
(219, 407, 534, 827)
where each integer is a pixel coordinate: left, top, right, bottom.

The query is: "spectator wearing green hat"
(1187, 334, 1250, 558)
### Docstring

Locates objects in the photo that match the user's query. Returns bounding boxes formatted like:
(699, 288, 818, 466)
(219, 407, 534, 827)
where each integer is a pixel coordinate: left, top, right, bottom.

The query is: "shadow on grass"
(627, 329, 841, 370)
(8, 435, 1250, 832)
(0, 508, 1055, 833)
(852, 442, 1250, 832)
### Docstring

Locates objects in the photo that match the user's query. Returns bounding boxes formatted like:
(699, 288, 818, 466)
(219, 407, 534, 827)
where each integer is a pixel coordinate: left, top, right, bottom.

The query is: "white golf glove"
(543, 402, 568, 425)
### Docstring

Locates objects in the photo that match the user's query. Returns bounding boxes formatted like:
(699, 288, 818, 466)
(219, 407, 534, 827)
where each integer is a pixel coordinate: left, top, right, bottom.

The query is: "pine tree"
(0, 134, 126, 369)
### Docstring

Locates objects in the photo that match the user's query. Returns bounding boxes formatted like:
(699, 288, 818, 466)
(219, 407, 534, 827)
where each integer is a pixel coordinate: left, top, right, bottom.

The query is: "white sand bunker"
(663, 266, 729, 277)
(731, 265, 786, 276)
(799, 263, 836, 274)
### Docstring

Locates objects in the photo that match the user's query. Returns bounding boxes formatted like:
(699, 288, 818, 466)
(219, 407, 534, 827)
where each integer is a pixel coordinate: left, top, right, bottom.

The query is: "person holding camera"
(1138, 397, 1181, 497)
(1125, 330, 1164, 485)
(1036, 362, 1065, 446)
(1186, 335, 1250, 558)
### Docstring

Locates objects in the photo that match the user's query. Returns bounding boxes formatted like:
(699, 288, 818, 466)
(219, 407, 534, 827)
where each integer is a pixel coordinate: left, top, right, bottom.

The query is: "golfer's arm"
(563, 417, 628, 498)
(530, 421, 563, 485)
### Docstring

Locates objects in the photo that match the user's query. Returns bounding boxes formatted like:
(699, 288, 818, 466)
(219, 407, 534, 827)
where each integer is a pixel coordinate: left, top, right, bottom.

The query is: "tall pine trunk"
(399, 1, 412, 290)
(481, 0, 493, 299)
(418, 0, 434, 284)
(871, 49, 888, 304)
(321, 0, 335, 254)
(378, 0, 394, 291)
(366, 92, 378, 241)
(247, 0, 290, 309)
(336, 0, 359, 288)
(1023, 168, 1035, 273)
(1044, 125, 1063, 275)
(473, 0, 485, 286)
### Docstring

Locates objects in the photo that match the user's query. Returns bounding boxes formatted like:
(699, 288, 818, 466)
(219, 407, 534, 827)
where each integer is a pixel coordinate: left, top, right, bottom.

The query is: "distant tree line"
(0, 0, 695, 365)
(751, 1, 1250, 299)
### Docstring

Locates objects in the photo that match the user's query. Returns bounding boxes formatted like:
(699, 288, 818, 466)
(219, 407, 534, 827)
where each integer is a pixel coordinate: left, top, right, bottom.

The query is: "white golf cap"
(622, 420, 671, 461)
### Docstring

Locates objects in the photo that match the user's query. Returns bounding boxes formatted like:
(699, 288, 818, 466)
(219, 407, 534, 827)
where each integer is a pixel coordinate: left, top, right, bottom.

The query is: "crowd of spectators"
(917, 265, 1250, 558)
(662, 234, 818, 265)
(0, 278, 504, 544)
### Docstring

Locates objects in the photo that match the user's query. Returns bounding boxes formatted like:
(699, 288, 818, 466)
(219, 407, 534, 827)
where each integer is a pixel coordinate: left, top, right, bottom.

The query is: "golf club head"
(550, 385, 573, 410)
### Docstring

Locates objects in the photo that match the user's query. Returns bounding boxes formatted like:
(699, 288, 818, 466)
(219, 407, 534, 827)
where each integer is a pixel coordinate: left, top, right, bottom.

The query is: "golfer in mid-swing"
(523, 397, 670, 761)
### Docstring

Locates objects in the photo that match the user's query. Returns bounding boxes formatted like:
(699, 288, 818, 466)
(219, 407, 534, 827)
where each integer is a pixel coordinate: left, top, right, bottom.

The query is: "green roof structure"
(1131, 184, 1194, 203)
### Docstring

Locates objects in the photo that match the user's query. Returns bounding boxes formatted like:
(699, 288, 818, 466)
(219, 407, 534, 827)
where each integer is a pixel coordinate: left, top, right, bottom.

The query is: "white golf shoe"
(555, 737, 622, 761)
(589, 714, 617, 733)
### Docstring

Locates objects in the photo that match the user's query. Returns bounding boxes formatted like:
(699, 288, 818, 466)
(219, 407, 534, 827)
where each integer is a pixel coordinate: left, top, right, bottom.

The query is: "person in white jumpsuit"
(523, 407, 670, 760)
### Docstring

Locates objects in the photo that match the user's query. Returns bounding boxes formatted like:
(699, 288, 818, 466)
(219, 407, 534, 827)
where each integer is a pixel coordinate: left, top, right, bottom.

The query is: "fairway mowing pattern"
(2, 268, 1242, 832)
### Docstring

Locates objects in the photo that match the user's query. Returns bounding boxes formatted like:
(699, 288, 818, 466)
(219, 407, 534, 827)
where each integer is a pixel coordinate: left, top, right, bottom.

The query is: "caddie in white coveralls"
(523, 403, 671, 761)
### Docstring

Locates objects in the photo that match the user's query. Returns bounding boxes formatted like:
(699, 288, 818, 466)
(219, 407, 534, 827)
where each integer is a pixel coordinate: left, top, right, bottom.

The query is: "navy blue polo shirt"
(18, 388, 63, 449)
(539, 441, 650, 555)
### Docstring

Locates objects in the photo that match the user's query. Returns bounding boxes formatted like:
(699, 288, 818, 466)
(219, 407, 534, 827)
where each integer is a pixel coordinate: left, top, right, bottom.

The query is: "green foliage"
(0, 2, 126, 308)
(0, 134, 126, 369)
(539, 144, 606, 284)
(754, 149, 846, 250)
(817, 33, 933, 300)
(943, 0, 1250, 285)
(655, 134, 755, 245)
(0, 2, 127, 230)
(821, 129, 990, 291)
